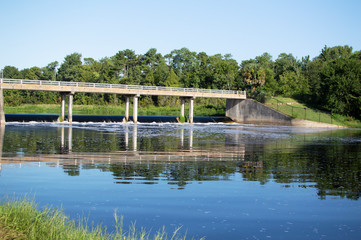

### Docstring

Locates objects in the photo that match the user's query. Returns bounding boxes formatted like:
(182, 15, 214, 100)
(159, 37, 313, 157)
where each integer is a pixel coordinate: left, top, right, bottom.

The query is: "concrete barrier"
(226, 99, 343, 128)
(226, 99, 292, 125)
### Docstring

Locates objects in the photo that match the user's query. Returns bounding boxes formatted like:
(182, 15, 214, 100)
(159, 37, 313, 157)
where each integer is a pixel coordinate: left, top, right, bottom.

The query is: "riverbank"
(265, 97, 361, 128)
(0, 198, 191, 240)
(4, 102, 361, 127)
(4, 103, 225, 117)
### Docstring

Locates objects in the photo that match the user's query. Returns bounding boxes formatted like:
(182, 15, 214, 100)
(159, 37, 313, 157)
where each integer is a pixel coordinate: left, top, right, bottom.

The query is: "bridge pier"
(68, 93, 73, 124)
(133, 95, 138, 124)
(189, 97, 194, 124)
(60, 93, 66, 122)
(124, 96, 130, 122)
(180, 97, 185, 118)
(179, 97, 194, 123)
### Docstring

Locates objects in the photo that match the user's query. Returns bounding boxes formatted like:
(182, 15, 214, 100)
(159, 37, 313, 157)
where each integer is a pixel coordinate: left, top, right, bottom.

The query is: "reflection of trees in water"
(311, 144, 361, 200)
(250, 143, 361, 200)
(94, 161, 238, 189)
(61, 143, 360, 199)
(63, 164, 80, 176)
(2, 125, 361, 199)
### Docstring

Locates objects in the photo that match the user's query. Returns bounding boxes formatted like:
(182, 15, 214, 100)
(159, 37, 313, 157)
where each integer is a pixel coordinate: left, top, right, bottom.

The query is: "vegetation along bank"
(2, 45, 360, 123)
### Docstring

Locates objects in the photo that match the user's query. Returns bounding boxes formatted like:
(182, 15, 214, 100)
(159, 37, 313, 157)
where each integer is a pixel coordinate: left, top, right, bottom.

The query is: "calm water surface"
(0, 121, 361, 240)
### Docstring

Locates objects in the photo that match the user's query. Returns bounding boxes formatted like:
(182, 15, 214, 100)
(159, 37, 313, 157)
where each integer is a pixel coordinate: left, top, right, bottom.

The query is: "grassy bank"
(0, 197, 193, 240)
(4, 104, 225, 117)
(265, 97, 361, 128)
(4, 100, 360, 127)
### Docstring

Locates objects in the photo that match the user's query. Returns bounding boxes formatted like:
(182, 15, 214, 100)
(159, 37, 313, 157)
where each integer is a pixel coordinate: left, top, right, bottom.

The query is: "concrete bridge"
(0, 78, 246, 125)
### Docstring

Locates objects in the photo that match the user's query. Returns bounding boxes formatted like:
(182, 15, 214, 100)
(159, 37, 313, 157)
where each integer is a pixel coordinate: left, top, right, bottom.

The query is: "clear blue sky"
(1, 0, 360, 70)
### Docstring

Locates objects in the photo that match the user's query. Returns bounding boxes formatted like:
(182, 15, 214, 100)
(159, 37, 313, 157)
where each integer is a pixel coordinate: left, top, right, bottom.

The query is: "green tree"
(21, 67, 42, 80)
(164, 68, 179, 87)
(57, 53, 82, 82)
(159, 69, 180, 106)
(112, 49, 139, 83)
(278, 71, 308, 97)
(274, 53, 301, 80)
(319, 56, 361, 118)
(3, 66, 21, 78)
(40, 61, 58, 80)
(239, 53, 275, 94)
(165, 48, 197, 87)
(154, 60, 169, 86)
(318, 45, 353, 62)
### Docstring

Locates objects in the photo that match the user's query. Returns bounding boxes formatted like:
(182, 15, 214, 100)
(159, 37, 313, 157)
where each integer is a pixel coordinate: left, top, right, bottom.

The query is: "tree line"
(2, 45, 361, 119)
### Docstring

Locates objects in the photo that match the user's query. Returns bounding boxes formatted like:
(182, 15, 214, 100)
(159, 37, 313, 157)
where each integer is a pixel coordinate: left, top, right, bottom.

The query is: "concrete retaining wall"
(226, 99, 292, 125)
(226, 99, 343, 128)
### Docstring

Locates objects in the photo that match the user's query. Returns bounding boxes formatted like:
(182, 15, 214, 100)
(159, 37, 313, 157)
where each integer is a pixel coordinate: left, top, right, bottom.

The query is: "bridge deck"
(0, 79, 246, 99)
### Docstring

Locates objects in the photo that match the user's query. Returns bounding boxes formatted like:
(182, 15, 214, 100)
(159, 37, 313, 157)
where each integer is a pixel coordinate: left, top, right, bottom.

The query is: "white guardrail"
(0, 78, 246, 95)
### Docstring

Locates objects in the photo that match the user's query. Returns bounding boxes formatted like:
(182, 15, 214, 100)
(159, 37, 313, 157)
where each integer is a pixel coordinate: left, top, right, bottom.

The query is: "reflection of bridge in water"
(0, 126, 252, 169)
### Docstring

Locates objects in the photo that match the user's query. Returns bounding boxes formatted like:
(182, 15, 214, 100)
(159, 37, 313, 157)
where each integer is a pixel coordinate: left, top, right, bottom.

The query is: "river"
(0, 120, 360, 239)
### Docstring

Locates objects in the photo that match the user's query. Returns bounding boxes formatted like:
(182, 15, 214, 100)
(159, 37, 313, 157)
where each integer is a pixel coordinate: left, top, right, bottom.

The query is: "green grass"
(0, 197, 198, 240)
(4, 104, 225, 117)
(265, 97, 361, 127)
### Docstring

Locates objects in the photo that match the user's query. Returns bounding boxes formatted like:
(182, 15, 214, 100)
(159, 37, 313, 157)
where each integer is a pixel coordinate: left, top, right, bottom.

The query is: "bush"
(249, 90, 270, 103)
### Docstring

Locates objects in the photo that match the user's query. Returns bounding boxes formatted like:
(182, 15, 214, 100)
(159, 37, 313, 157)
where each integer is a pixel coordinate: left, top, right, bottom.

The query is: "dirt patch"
(291, 119, 345, 128)
(0, 220, 26, 240)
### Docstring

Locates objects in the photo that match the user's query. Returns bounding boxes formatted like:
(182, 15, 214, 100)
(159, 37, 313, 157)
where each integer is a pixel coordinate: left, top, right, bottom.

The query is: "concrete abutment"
(226, 99, 293, 125)
(225, 99, 342, 128)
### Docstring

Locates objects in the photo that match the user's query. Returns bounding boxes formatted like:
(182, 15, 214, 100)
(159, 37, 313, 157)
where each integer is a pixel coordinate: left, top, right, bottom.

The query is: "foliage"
(318, 54, 361, 119)
(2, 45, 361, 120)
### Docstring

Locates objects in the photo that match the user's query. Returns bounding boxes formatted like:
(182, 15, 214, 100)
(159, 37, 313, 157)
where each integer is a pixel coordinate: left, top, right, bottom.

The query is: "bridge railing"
(0, 78, 247, 96)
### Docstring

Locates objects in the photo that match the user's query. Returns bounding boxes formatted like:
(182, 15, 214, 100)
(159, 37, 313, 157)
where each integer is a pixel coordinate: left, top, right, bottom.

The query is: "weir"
(0, 78, 246, 125)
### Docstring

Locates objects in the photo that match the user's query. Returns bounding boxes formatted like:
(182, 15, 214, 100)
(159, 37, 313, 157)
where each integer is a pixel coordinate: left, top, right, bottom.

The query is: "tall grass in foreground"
(0, 197, 197, 240)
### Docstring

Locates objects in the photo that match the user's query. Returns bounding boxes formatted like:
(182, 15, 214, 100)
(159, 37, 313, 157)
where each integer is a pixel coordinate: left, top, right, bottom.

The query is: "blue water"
(1, 122, 361, 239)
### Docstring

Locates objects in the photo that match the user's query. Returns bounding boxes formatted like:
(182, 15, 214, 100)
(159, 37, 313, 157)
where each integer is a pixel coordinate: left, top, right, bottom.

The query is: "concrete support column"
(189, 97, 194, 124)
(133, 95, 138, 124)
(180, 97, 185, 118)
(125, 96, 130, 122)
(0, 88, 5, 126)
(60, 93, 66, 122)
(68, 93, 73, 124)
